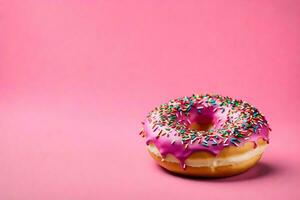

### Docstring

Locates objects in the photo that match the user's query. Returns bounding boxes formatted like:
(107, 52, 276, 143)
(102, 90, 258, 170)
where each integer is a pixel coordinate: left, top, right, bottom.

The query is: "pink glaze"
(143, 97, 270, 168)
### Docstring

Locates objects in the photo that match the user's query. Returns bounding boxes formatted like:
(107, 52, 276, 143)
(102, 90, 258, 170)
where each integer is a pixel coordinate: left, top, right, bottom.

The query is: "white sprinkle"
(191, 137, 197, 144)
(184, 144, 189, 149)
(232, 141, 239, 146)
(223, 138, 228, 144)
(187, 119, 191, 125)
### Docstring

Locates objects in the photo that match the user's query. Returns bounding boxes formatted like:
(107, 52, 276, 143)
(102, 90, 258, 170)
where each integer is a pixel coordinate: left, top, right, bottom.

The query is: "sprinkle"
(230, 138, 240, 146)
(231, 141, 239, 146)
(202, 142, 209, 147)
(158, 130, 163, 136)
(212, 139, 218, 145)
(184, 143, 189, 149)
(191, 137, 197, 144)
(139, 128, 144, 135)
(187, 118, 191, 125)
(142, 94, 270, 153)
(223, 138, 228, 144)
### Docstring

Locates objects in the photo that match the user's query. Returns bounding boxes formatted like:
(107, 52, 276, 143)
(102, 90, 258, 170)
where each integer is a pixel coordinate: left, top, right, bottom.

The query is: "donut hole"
(188, 114, 215, 132)
(176, 106, 224, 132)
(186, 106, 218, 132)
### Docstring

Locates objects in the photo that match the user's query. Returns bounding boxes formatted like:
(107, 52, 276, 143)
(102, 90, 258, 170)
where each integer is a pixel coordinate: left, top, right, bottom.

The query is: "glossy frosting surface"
(141, 94, 270, 168)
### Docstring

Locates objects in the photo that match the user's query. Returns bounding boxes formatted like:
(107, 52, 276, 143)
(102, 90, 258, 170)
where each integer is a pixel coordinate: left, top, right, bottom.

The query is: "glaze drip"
(141, 94, 270, 168)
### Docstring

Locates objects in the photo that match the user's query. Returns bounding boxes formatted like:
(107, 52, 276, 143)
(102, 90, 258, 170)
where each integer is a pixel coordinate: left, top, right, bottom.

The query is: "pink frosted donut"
(140, 94, 271, 177)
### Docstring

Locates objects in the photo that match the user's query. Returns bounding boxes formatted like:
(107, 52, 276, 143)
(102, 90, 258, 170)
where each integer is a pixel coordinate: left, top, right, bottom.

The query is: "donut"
(140, 94, 270, 177)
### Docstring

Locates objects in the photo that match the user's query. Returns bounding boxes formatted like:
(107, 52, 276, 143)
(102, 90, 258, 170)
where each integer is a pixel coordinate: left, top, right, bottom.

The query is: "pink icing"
(142, 96, 270, 168)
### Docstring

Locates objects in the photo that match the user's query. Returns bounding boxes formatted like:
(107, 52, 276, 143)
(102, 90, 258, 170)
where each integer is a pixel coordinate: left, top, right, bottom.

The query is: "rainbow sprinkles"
(140, 94, 271, 168)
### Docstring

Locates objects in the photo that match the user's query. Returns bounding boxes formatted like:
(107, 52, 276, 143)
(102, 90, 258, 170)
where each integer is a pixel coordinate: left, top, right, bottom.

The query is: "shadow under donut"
(156, 162, 281, 182)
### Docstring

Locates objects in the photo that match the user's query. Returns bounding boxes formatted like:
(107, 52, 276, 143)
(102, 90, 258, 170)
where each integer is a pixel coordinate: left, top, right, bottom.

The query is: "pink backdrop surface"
(1, 0, 300, 199)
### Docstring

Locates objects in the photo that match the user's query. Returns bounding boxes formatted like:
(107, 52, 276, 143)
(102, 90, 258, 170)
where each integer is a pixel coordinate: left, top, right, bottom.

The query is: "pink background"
(1, 0, 300, 199)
